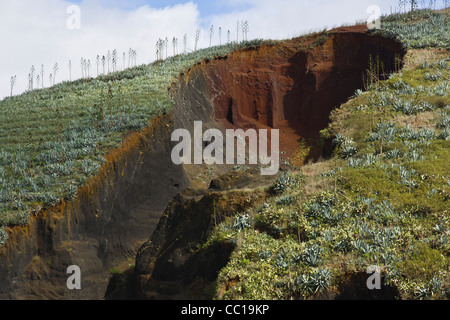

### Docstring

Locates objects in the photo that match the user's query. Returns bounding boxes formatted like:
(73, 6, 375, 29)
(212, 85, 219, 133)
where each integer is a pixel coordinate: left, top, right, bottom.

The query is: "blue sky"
(66, 0, 252, 16)
(0, 0, 448, 99)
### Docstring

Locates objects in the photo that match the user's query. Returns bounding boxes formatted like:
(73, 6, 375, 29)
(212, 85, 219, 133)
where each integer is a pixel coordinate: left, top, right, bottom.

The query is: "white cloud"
(0, 0, 200, 99)
(0, 0, 406, 99)
(207, 0, 401, 41)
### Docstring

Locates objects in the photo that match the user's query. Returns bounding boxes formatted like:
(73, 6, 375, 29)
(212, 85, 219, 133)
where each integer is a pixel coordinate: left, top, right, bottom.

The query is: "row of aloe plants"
(0, 39, 268, 230)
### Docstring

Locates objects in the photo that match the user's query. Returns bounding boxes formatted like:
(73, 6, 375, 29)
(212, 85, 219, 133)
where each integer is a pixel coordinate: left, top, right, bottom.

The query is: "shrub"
(276, 195, 294, 206)
(399, 243, 447, 282)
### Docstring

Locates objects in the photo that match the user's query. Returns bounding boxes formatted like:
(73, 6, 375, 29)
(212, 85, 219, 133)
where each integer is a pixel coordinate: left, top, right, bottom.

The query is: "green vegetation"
(0, 39, 267, 228)
(309, 32, 329, 49)
(212, 9, 450, 300)
(374, 9, 450, 49)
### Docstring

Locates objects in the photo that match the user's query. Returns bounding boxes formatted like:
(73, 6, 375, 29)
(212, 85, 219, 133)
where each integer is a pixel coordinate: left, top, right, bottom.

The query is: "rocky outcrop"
(133, 169, 273, 300)
(171, 27, 405, 162)
(0, 114, 189, 299)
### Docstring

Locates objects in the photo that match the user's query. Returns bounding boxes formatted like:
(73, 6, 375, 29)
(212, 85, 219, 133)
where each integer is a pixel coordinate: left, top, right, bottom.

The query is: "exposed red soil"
(329, 24, 369, 33)
(181, 28, 406, 165)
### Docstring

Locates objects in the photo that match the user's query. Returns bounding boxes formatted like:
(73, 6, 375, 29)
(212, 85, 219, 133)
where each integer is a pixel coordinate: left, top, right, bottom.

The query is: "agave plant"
(419, 61, 430, 69)
(276, 194, 294, 206)
(242, 20, 250, 41)
(418, 127, 435, 141)
(348, 157, 363, 168)
(336, 236, 355, 252)
(366, 122, 397, 154)
(274, 251, 291, 270)
(437, 128, 450, 140)
(379, 10, 450, 50)
(332, 134, 358, 159)
(403, 101, 418, 115)
(355, 239, 373, 255)
(0, 39, 300, 229)
(194, 28, 201, 52)
(424, 72, 440, 81)
(323, 229, 333, 243)
(321, 167, 342, 178)
(437, 114, 450, 129)
(399, 166, 418, 191)
(304, 194, 335, 219)
(233, 213, 251, 231)
(257, 250, 272, 261)
(43, 192, 59, 207)
(272, 172, 296, 194)
(354, 89, 364, 97)
(300, 244, 324, 267)
(209, 25, 214, 47)
(10, 75, 17, 97)
(404, 149, 424, 162)
(385, 148, 401, 159)
(362, 153, 378, 167)
(81, 158, 100, 176)
(295, 268, 331, 294)
(53, 63, 59, 85)
(0, 227, 9, 246)
(416, 276, 444, 300)
(340, 139, 358, 159)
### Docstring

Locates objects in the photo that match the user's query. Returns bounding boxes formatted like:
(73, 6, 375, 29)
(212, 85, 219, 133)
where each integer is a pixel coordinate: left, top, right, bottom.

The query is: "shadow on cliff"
(282, 30, 405, 163)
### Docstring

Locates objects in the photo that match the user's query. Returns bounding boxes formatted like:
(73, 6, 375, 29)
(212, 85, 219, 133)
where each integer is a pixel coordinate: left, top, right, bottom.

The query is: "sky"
(0, 0, 447, 100)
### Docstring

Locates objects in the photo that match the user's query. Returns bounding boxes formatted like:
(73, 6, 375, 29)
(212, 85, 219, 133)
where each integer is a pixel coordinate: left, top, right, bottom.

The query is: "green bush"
(399, 243, 447, 282)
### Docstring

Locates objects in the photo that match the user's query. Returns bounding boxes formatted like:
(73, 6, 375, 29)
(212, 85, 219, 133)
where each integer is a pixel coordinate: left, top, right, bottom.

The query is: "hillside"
(208, 9, 450, 300)
(0, 8, 449, 300)
(133, 9, 449, 300)
(0, 40, 268, 229)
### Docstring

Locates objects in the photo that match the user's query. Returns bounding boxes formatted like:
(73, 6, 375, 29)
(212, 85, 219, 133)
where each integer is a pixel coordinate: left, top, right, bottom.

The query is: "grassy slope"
(213, 9, 450, 300)
(0, 40, 267, 232)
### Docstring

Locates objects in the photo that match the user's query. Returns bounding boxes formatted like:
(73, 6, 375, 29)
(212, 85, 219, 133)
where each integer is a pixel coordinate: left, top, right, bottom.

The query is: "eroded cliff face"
(133, 170, 273, 299)
(0, 114, 189, 299)
(133, 28, 406, 299)
(171, 27, 405, 163)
